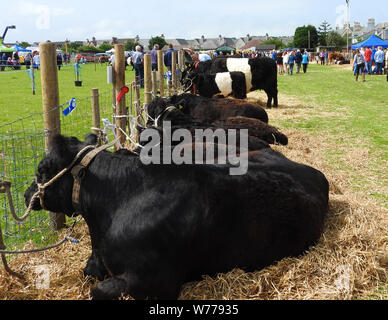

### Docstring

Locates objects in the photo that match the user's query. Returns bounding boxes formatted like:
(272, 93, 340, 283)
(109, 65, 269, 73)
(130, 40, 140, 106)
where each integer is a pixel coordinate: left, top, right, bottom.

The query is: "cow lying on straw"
(25, 132, 328, 299)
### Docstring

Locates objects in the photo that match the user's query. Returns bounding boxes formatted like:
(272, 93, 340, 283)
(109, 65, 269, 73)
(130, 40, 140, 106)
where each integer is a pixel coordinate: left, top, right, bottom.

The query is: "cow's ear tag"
(178, 105, 183, 110)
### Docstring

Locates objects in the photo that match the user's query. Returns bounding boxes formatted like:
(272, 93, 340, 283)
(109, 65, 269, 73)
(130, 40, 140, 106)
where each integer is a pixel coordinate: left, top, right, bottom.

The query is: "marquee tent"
(351, 35, 388, 49)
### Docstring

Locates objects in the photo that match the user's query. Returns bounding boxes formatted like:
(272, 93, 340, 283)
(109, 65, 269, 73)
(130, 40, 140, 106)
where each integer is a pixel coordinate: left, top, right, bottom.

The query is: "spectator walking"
(132, 45, 145, 88)
(319, 51, 325, 65)
(57, 53, 63, 71)
(149, 44, 159, 71)
(271, 50, 277, 61)
(385, 49, 388, 74)
(283, 51, 290, 75)
(24, 52, 32, 69)
(302, 51, 309, 73)
(324, 50, 329, 65)
(295, 50, 302, 73)
(276, 50, 283, 74)
(0, 53, 6, 71)
(353, 48, 366, 82)
(33, 52, 40, 69)
(372, 46, 385, 75)
(164, 44, 176, 71)
(164, 44, 177, 84)
(371, 46, 377, 67)
(288, 51, 296, 75)
(364, 47, 372, 74)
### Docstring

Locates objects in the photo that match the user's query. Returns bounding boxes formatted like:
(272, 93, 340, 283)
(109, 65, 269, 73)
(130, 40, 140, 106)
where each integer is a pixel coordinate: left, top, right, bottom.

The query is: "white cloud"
(16, 1, 74, 16)
(92, 19, 133, 39)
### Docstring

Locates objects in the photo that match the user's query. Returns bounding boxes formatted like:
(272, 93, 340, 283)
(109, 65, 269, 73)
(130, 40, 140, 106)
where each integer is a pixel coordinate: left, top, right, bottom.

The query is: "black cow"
(25, 133, 328, 300)
(148, 94, 269, 125)
(183, 56, 278, 108)
(146, 101, 286, 147)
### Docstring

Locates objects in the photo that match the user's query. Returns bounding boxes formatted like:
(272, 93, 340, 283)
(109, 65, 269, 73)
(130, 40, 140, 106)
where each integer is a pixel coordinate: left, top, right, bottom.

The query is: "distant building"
(336, 18, 388, 43)
(35, 34, 293, 52)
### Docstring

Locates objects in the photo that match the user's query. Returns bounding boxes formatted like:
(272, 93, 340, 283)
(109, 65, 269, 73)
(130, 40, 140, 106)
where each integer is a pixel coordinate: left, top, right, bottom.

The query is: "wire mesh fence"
(0, 89, 114, 251)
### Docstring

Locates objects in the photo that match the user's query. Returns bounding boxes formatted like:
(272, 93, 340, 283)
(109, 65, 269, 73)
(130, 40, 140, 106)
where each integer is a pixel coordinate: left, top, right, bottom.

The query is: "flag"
(62, 98, 77, 116)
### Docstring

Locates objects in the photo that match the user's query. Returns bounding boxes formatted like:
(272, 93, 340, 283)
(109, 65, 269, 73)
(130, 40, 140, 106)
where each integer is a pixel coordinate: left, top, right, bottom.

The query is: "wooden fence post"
(171, 51, 177, 95)
(91, 88, 100, 137)
(157, 50, 164, 97)
(113, 44, 126, 149)
(39, 42, 65, 230)
(152, 71, 158, 97)
(143, 54, 152, 125)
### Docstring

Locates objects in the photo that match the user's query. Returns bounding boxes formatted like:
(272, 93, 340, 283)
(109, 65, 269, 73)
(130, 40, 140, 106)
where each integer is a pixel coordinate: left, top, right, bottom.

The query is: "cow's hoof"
(90, 278, 127, 300)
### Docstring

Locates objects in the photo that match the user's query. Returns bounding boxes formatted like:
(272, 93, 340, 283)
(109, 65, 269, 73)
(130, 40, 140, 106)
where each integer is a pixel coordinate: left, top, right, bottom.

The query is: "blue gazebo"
(11, 44, 31, 52)
(351, 35, 388, 49)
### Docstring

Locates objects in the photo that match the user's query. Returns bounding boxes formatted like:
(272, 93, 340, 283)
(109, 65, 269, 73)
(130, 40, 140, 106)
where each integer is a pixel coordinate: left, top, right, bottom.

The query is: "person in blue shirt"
(288, 51, 296, 75)
(372, 46, 385, 75)
(302, 51, 309, 73)
(271, 50, 277, 61)
(132, 45, 145, 88)
(164, 44, 176, 71)
(164, 44, 177, 85)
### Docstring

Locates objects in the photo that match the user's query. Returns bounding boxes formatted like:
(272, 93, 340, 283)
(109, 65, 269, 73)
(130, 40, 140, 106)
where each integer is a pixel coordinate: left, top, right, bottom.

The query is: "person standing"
(324, 50, 329, 65)
(56, 53, 63, 71)
(271, 49, 277, 61)
(295, 50, 302, 73)
(319, 51, 325, 65)
(385, 49, 388, 74)
(164, 44, 177, 84)
(0, 53, 7, 71)
(283, 51, 290, 75)
(24, 52, 32, 69)
(372, 46, 385, 75)
(353, 48, 366, 82)
(364, 47, 372, 74)
(371, 46, 377, 68)
(288, 51, 296, 75)
(276, 50, 283, 74)
(33, 52, 40, 69)
(302, 51, 309, 73)
(149, 43, 159, 71)
(132, 45, 145, 88)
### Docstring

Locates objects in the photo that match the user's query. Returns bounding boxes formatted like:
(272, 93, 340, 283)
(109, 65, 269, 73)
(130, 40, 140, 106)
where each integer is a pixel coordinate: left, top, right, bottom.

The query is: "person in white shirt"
(283, 51, 290, 75)
(33, 53, 40, 69)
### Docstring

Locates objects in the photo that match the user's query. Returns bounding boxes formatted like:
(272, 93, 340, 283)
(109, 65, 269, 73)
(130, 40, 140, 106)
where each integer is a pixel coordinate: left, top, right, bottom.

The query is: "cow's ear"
(49, 134, 79, 166)
(84, 133, 98, 146)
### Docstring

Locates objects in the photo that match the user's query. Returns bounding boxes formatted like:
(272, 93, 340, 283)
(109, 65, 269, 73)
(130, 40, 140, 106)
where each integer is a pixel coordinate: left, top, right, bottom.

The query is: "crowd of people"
(269, 49, 311, 75)
(352, 46, 388, 81)
(0, 51, 71, 71)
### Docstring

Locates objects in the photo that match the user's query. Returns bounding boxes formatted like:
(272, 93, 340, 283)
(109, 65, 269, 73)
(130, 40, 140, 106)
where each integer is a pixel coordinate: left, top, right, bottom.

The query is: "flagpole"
(346, 0, 350, 59)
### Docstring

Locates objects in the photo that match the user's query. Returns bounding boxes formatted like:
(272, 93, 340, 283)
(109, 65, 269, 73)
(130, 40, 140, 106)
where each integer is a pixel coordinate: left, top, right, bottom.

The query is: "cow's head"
(24, 133, 97, 216)
(180, 63, 196, 89)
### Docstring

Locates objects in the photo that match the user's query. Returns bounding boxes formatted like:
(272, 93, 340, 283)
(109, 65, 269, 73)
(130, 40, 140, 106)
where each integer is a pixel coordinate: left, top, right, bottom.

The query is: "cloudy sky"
(1, 0, 387, 43)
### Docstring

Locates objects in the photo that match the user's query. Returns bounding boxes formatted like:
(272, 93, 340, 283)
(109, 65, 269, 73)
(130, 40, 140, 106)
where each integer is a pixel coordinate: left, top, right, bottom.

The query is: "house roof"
(240, 38, 263, 50)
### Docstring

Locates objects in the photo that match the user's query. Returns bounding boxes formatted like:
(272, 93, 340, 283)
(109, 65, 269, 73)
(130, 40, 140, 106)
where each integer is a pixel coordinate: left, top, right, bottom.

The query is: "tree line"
(260, 21, 348, 50)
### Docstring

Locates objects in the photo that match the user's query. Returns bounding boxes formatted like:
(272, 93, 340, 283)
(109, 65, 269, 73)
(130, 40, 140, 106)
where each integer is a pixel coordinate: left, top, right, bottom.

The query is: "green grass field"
(273, 63, 387, 206)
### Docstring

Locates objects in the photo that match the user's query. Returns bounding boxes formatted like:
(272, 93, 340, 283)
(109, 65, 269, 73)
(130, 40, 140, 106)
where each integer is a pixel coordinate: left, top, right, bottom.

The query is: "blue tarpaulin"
(351, 35, 388, 49)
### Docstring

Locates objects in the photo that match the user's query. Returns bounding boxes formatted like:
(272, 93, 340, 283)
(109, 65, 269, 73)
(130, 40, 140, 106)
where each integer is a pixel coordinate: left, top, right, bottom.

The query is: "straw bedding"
(0, 93, 386, 300)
